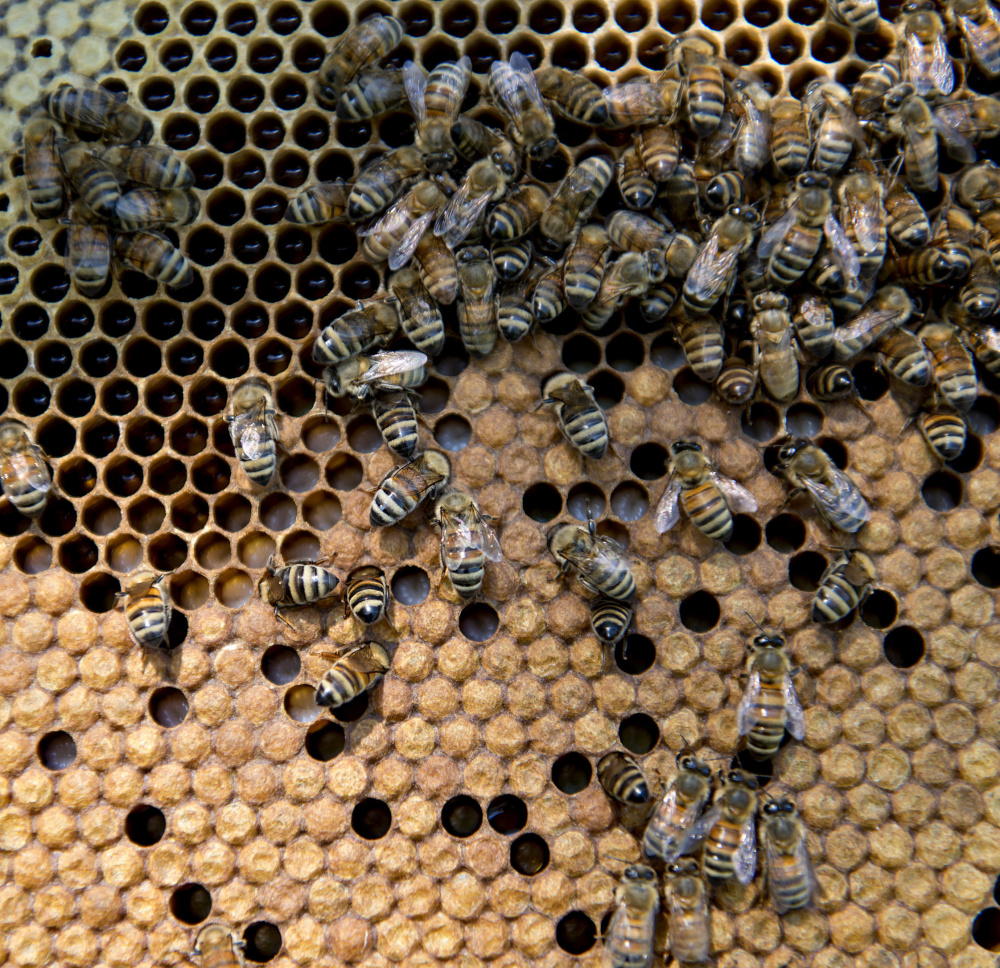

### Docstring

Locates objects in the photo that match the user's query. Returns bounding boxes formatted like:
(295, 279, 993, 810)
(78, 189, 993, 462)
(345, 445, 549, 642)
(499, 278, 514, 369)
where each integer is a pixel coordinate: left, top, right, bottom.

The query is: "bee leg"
(274, 607, 296, 630)
(381, 608, 400, 635)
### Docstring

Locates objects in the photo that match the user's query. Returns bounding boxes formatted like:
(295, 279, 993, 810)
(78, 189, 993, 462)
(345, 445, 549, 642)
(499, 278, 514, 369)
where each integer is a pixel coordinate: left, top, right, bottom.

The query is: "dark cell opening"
(126, 418, 165, 457)
(137, 1, 169, 33)
(511, 833, 550, 875)
(620, 713, 659, 754)
(442, 795, 483, 837)
(270, 3, 301, 33)
(567, 482, 606, 522)
(487, 794, 528, 835)
(171, 494, 209, 533)
(189, 303, 226, 341)
(615, 634, 655, 675)
(329, 691, 369, 723)
(36, 418, 75, 459)
(249, 39, 282, 73)
(146, 378, 184, 418)
(225, 3, 256, 34)
(679, 591, 720, 633)
(14, 536, 51, 575)
(58, 303, 95, 338)
(9, 228, 41, 256)
(208, 341, 250, 379)
(610, 482, 648, 522)
(968, 396, 1000, 435)
(351, 798, 392, 839)
(530, 0, 564, 31)
(168, 340, 204, 377)
(487, 0, 520, 31)
(15, 378, 50, 417)
(605, 332, 645, 372)
(434, 415, 472, 452)
(741, 403, 781, 442)
(673, 367, 713, 406)
(230, 151, 266, 190)
(128, 496, 166, 534)
(702, 0, 736, 27)
(295, 263, 333, 300)
(207, 188, 245, 226)
(190, 378, 228, 416)
(391, 566, 430, 606)
(973, 547, 1000, 589)
(948, 433, 983, 474)
(103, 380, 139, 417)
(921, 471, 963, 511)
(58, 534, 98, 573)
(262, 645, 301, 685)
(206, 115, 247, 155)
(163, 114, 200, 150)
(39, 498, 76, 539)
(557, 912, 597, 954)
(38, 731, 77, 770)
(306, 720, 345, 762)
(276, 228, 311, 265)
(0, 263, 18, 295)
(141, 78, 175, 111)
(817, 437, 848, 469)
(125, 804, 166, 846)
(0, 342, 28, 379)
(459, 603, 499, 642)
(243, 922, 282, 963)
(117, 41, 147, 70)
(552, 751, 592, 794)
(860, 589, 898, 629)
(186, 79, 220, 114)
(0, 504, 30, 538)
(255, 265, 291, 302)
(562, 334, 602, 373)
(590, 370, 625, 410)
(883, 626, 925, 668)
(765, 513, 806, 553)
(166, 611, 189, 652)
(13, 304, 49, 340)
(724, 514, 763, 556)
(273, 76, 308, 111)
(182, 2, 216, 34)
(972, 909, 1000, 951)
(771, 26, 806, 64)
(523, 482, 562, 522)
(59, 459, 97, 498)
(789, 551, 828, 592)
(256, 339, 291, 376)
(150, 687, 189, 727)
(170, 884, 212, 925)
(273, 150, 309, 189)
(811, 23, 849, 61)
(418, 379, 450, 415)
(731, 749, 774, 786)
(785, 402, 824, 438)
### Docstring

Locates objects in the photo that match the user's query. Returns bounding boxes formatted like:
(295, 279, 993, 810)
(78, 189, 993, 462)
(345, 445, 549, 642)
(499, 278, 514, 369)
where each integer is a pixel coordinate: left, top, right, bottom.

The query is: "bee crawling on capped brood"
(117, 570, 173, 650)
(759, 795, 816, 913)
(548, 509, 635, 601)
(737, 627, 806, 760)
(812, 549, 877, 625)
(537, 372, 610, 460)
(314, 641, 392, 709)
(342, 566, 397, 635)
(598, 751, 652, 806)
(193, 923, 245, 968)
(434, 490, 503, 600)
(258, 556, 341, 629)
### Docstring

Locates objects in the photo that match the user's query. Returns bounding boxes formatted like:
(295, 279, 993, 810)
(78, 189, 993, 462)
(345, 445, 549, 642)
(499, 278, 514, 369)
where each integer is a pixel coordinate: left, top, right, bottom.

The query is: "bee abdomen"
(812, 575, 860, 623)
(591, 599, 631, 645)
(683, 484, 733, 541)
(316, 666, 369, 707)
(834, 0, 880, 31)
(560, 403, 608, 459)
(685, 66, 725, 138)
(768, 227, 822, 286)
(374, 399, 419, 459)
(444, 547, 486, 598)
(746, 716, 785, 758)
(370, 478, 420, 526)
(347, 579, 387, 624)
(126, 597, 168, 647)
(498, 299, 533, 343)
(770, 858, 813, 910)
(920, 413, 966, 460)
(3, 476, 49, 518)
(286, 565, 338, 605)
(236, 442, 277, 486)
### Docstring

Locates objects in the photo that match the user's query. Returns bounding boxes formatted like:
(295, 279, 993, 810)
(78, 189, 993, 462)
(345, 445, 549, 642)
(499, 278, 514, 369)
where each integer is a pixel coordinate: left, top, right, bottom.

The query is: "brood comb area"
(2, 1, 1000, 967)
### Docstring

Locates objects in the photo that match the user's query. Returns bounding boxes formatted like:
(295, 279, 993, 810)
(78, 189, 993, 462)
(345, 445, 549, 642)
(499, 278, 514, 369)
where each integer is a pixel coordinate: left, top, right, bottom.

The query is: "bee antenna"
(743, 610, 766, 632)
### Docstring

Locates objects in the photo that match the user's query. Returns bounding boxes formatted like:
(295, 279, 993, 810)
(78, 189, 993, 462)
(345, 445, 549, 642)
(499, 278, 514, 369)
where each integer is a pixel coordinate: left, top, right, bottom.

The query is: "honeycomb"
(2, 0, 1000, 966)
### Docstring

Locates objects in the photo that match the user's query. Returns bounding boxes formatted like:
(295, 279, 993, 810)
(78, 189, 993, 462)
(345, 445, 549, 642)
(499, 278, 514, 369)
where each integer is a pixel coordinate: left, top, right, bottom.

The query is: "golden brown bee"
(194, 923, 245, 968)
(359, 179, 448, 268)
(315, 642, 391, 708)
(348, 147, 426, 222)
(0, 419, 52, 520)
(537, 155, 614, 254)
(539, 372, 609, 460)
(698, 769, 759, 883)
(891, 246, 956, 286)
(605, 865, 659, 968)
(813, 550, 876, 623)
(900, 1, 955, 96)
(956, 161, 1000, 215)
(314, 13, 404, 109)
(920, 321, 978, 412)
(665, 859, 711, 965)
(643, 752, 714, 862)
(852, 56, 902, 122)
(582, 251, 666, 331)
(435, 158, 511, 248)
(489, 53, 558, 161)
(22, 115, 66, 219)
(603, 78, 680, 128)
(598, 752, 651, 805)
(591, 598, 633, 647)
(832, 285, 914, 362)
(838, 168, 888, 279)
(404, 57, 472, 172)
(101, 144, 194, 189)
(324, 351, 428, 401)
(226, 380, 281, 487)
(885, 172, 932, 247)
(414, 233, 459, 306)
(492, 237, 534, 283)
(737, 634, 806, 759)
(61, 145, 121, 220)
(752, 292, 798, 403)
(370, 450, 451, 527)
(885, 84, 964, 194)
(918, 410, 967, 461)
(313, 298, 400, 365)
(548, 516, 635, 601)
(455, 245, 498, 357)
(390, 266, 445, 356)
(775, 438, 871, 533)
(682, 204, 759, 315)
(337, 68, 407, 120)
(617, 144, 656, 210)
(948, 0, 1000, 77)
(114, 230, 194, 288)
(113, 188, 199, 232)
(66, 205, 111, 298)
(118, 570, 172, 650)
(702, 170, 745, 213)
(563, 223, 610, 309)
(343, 566, 395, 632)
(761, 799, 815, 913)
(450, 115, 520, 177)
(285, 180, 350, 225)
(532, 264, 568, 323)
(878, 327, 932, 388)
(634, 125, 680, 183)
(730, 79, 772, 176)
(715, 341, 759, 408)
(770, 98, 811, 178)
(535, 67, 608, 126)
(44, 76, 153, 142)
(435, 490, 503, 599)
(371, 390, 420, 460)
(803, 79, 867, 176)
(486, 183, 550, 242)
(656, 440, 758, 541)
(673, 38, 727, 138)
(674, 315, 726, 381)
(258, 556, 340, 628)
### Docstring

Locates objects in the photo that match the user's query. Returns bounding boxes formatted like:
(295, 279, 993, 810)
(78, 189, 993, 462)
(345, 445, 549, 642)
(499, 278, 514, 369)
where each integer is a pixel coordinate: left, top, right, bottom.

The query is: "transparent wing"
(357, 193, 412, 238)
(798, 296, 834, 331)
(737, 667, 762, 737)
(833, 307, 897, 343)
(933, 114, 978, 163)
(685, 236, 739, 299)
(735, 818, 758, 885)
(402, 60, 427, 121)
(509, 52, 546, 109)
(232, 399, 269, 459)
(388, 209, 437, 270)
(678, 804, 721, 857)
(357, 350, 429, 383)
(654, 478, 683, 534)
(474, 512, 504, 562)
(961, 13, 1000, 73)
(490, 60, 524, 117)
(929, 34, 955, 95)
(829, 98, 867, 148)
(442, 517, 475, 570)
(826, 465, 871, 523)
(607, 900, 655, 968)
(758, 202, 799, 258)
(844, 192, 882, 255)
(712, 473, 758, 513)
(824, 214, 861, 289)
(434, 182, 493, 248)
(783, 676, 806, 740)
(4, 452, 51, 494)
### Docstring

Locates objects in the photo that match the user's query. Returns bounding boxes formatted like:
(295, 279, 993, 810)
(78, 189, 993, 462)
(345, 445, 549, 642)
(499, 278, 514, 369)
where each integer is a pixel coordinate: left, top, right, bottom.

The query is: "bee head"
(529, 137, 559, 162)
(752, 633, 785, 650)
(727, 769, 758, 790)
(322, 366, 343, 396)
(623, 864, 656, 881)
(670, 440, 702, 457)
(729, 204, 759, 226)
(797, 172, 831, 192)
(490, 149, 518, 178)
(777, 437, 810, 464)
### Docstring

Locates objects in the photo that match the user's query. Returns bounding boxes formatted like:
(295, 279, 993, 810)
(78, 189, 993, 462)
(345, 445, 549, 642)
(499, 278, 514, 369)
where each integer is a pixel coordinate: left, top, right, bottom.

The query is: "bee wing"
(402, 60, 428, 121)
(829, 98, 867, 148)
(231, 399, 269, 459)
(654, 478, 683, 534)
(823, 214, 861, 290)
(735, 817, 758, 885)
(783, 676, 806, 740)
(712, 473, 758, 514)
(357, 194, 411, 238)
(827, 465, 871, 523)
(686, 235, 739, 298)
(434, 182, 494, 249)
(607, 898, 656, 968)
(843, 192, 882, 255)
(757, 202, 799, 259)
(802, 471, 870, 528)
(508, 51, 546, 109)
(933, 114, 978, 164)
(960, 12, 1000, 75)
(357, 350, 429, 383)
(928, 33, 955, 96)
(388, 209, 437, 270)
(490, 60, 522, 117)
(4, 452, 51, 494)
(677, 803, 721, 857)
(473, 512, 504, 562)
(737, 667, 762, 737)
(833, 307, 897, 343)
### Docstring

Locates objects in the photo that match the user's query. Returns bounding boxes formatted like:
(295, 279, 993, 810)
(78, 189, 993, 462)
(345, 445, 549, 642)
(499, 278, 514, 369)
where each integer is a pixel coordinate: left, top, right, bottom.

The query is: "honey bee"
(715, 341, 759, 408)
(655, 440, 758, 541)
(315, 642, 391, 708)
(259, 556, 340, 628)
(832, 286, 914, 362)
(770, 98, 811, 178)
(118, 570, 172, 649)
(324, 351, 428, 401)
(737, 634, 806, 759)
(343, 566, 395, 632)
(598, 752, 651, 805)
(114, 231, 194, 288)
(878, 329, 931, 388)
(920, 322, 978, 412)
(807, 364, 857, 402)
(314, 13, 404, 109)
(590, 598, 633, 647)
(634, 126, 680, 183)
(548, 516, 635, 601)
(932, 94, 1000, 143)
(226, 380, 281, 487)
(563, 224, 610, 309)
(605, 211, 694, 273)
(101, 144, 195, 189)
(813, 550, 876, 623)
(617, 144, 656, 210)
(487, 184, 550, 242)
(537, 155, 615, 254)
(22, 116, 66, 219)
(960, 248, 1000, 319)
(891, 246, 956, 285)
(43, 75, 153, 142)
(838, 169, 888, 279)
(61, 145, 121, 220)
(390, 267, 445, 356)
(730, 79, 773, 176)
(663, 161, 700, 227)
(605, 865, 659, 968)
(641, 281, 681, 323)
(435, 158, 511, 248)
(642, 751, 714, 862)
(337, 68, 407, 120)
(450, 115, 520, 177)
(674, 315, 726, 381)
(582, 251, 666, 332)
(371, 390, 420, 460)
(885, 171, 932, 247)
(456, 245, 498, 357)
(775, 438, 871, 533)
(498, 266, 541, 342)
(532, 264, 568, 323)
(492, 237, 534, 282)
(665, 859, 711, 965)
(603, 78, 680, 128)
(539, 373, 609, 460)
(852, 56, 903, 123)
(793, 295, 835, 358)
(113, 188, 199, 232)
(0, 419, 52, 521)
(285, 180, 350, 225)
(414, 233, 459, 306)
(803, 79, 867, 175)
(348, 147, 425, 222)
(682, 204, 759, 315)
(489, 52, 558, 161)
(66, 206, 111, 298)
(194, 924, 245, 968)
(535, 67, 608, 126)
(359, 179, 448, 269)
(370, 450, 451, 527)
(899, 1, 955, 97)
(752, 292, 799, 403)
(949, 0, 1000, 76)
(702, 170, 746, 213)
(831, 0, 881, 32)
(673, 39, 727, 138)
(313, 298, 401, 365)
(918, 410, 967, 461)
(698, 770, 759, 883)
(955, 160, 1000, 214)
(761, 799, 815, 914)
(435, 490, 503, 599)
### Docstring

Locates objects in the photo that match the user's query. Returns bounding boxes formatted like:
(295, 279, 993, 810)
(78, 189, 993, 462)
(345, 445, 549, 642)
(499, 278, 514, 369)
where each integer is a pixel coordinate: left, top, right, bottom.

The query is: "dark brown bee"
(258, 557, 340, 628)
(598, 752, 651, 805)
(316, 642, 391, 708)
(119, 570, 172, 650)
(343, 566, 395, 632)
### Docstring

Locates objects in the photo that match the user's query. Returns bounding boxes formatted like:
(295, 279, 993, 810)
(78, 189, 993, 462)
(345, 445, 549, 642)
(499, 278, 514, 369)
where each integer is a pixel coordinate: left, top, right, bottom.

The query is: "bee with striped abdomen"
(456, 245, 498, 357)
(918, 410, 967, 461)
(920, 322, 978, 412)
(370, 450, 451, 527)
(492, 238, 534, 282)
(118, 570, 172, 650)
(44, 75, 153, 142)
(673, 38, 727, 138)
(960, 248, 1000, 320)
(114, 230, 194, 288)
(0, 419, 53, 521)
(770, 98, 811, 178)
(532, 264, 568, 323)
(435, 158, 512, 248)
(450, 115, 520, 177)
(812, 550, 876, 623)
(753, 292, 799, 403)
(605, 865, 658, 968)
(226, 380, 281, 487)
(548, 516, 635, 601)
(538, 373, 609, 460)
(348, 147, 425, 223)
(66, 203, 111, 297)
(761, 798, 815, 913)
(537, 155, 615, 254)
(498, 268, 540, 342)
(617, 144, 656, 210)
(414, 233, 459, 305)
(665, 859, 711, 965)
(737, 634, 806, 759)
(313, 298, 401, 366)
(113, 188, 199, 232)
(948, 0, 1000, 77)
(775, 438, 871, 534)
(535, 67, 608, 126)
(337, 68, 407, 120)
(933, 95, 1000, 144)
(635, 125, 680, 183)
(643, 751, 713, 863)
(832, 286, 913, 363)
(60, 145, 121, 220)
(655, 441, 758, 542)
(489, 52, 558, 161)
(359, 179, 448, 269)
(259, 557, 340, 628)
(803, 79, 867, 176)
(674, 315, 725, 382)
(315, 642, 391, 708)
(838, 168, 888, 280)
(715, 339, 759, 409)
(885, 169, 932, 247)
(730, 78, 773, 176)
(793, 295, 835, 359)
(324, 350, 428, 402)
(808, 364, 858, 403)
(955, 160, 1000, 215)
(603, 78, 679, 129)
(852, 56, 902, 123)
(390, 266, 445, 356)
(682, 204, 759, 316)
(697, 770, 759, 883)
(371, 391, 420, 460)
(702, 171, 745, 213)
(22, 115, 66, 219)
(598, 752, 651, 805)
(314, 13, 404, 109)
(487, 184, 550, 242)
(606, 211, 697, 278)
(102, 143, 194, 189)
(343, 566, 395, 633)
(899, 1, 955, 97)
(194, 923, 245, 968)
(591, 598, 633, 647)
(285, 180, 350, 225)
(582, 250, 666, 332)
(878, 327, 932, 388)
(435, 491, 502, 599)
